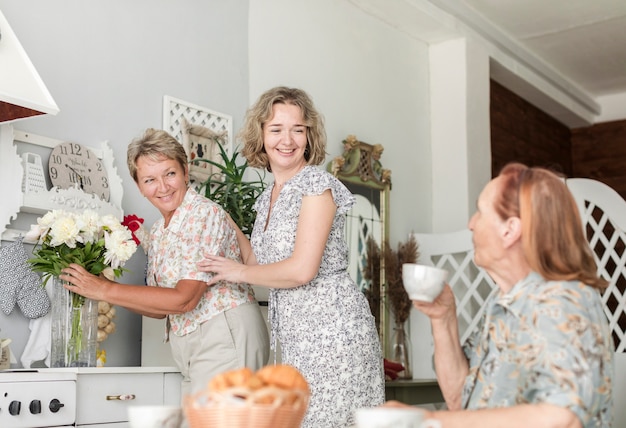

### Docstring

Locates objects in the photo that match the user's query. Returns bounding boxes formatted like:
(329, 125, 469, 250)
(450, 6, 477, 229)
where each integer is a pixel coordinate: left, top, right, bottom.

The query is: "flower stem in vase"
(50, 277, 98, 367)
(69, 291, 85, 364)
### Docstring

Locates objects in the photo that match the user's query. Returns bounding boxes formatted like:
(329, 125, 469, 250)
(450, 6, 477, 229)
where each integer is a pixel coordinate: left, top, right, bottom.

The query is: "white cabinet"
(73, 367, 182, 427)
(0, 368, 182, 427)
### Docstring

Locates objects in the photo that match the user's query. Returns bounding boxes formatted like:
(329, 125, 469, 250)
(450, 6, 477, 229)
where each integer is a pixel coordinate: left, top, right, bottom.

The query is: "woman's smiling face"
(135, 154, 188, 225)
(262, 102, 308, 173)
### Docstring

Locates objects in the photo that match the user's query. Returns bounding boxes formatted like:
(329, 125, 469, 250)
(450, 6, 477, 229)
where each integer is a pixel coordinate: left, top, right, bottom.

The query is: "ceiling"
(458, 0, 626, 98)
(350, 0, 626, 125)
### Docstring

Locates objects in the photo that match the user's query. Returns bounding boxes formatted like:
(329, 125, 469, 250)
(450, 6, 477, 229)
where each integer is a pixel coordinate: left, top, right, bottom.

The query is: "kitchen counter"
(37, 366, 181, 375)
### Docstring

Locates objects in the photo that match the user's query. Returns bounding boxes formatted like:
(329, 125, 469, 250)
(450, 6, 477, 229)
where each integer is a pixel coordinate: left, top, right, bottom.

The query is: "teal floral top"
(462, 272, 614, 427)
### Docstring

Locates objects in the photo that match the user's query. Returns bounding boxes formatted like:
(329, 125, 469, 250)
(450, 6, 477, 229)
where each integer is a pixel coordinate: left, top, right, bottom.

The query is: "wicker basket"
(184, 387, 308, 428)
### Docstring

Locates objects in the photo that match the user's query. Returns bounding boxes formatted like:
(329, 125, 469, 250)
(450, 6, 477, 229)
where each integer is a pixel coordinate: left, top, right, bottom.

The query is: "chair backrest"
(566, 178, 626, 353)
(409, 229, 497, 378)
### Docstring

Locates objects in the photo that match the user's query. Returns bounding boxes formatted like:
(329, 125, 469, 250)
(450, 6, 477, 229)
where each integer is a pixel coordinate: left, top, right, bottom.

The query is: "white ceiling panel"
(463, 0, 626, 96)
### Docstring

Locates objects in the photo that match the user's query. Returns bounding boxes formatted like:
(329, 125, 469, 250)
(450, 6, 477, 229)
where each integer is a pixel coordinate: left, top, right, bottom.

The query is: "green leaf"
(195, 141, 266, 237)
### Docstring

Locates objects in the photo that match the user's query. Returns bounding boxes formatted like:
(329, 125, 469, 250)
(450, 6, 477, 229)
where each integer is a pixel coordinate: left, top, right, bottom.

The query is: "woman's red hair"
(495, 163, 607, 290)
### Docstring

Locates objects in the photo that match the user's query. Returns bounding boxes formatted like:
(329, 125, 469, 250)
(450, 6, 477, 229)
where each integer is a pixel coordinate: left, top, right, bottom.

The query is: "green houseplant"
(194, 142, 266, 237)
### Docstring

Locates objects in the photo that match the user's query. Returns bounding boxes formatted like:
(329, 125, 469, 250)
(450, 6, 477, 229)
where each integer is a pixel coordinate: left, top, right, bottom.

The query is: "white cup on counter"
(354, 407, 441, 428)
(127, 405, 183, 428)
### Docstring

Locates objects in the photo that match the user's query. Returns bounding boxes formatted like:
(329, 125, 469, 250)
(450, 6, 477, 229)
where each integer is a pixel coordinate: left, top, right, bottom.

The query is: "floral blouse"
(146, 188, 256, 337)
(462, 272, 614, 427)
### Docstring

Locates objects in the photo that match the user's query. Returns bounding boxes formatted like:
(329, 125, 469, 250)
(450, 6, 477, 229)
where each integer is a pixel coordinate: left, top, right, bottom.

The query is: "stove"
(0, 370, 76, 427)
(0, 367, 182, 427)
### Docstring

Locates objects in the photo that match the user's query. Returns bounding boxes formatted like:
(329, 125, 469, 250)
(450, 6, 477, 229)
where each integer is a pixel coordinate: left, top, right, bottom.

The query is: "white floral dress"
(251, 166, 385, 428)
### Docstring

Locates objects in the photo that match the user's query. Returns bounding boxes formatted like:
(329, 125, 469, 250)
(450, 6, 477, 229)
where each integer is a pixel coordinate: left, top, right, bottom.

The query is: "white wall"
(595, 92, 626, 124)
(248, 0, 432, 244)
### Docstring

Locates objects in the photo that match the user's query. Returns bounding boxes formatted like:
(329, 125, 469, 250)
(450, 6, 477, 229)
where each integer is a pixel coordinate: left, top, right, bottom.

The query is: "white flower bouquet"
(26, 209, 138, 366)
(27, 209, 138, 283)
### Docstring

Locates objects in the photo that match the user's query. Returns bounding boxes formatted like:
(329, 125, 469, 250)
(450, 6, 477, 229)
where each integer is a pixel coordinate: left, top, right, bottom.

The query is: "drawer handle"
(106, 394, 136, 401)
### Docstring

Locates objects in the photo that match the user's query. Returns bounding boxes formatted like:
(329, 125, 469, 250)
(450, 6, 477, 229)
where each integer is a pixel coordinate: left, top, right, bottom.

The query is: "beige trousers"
(169, 302, 270, 399)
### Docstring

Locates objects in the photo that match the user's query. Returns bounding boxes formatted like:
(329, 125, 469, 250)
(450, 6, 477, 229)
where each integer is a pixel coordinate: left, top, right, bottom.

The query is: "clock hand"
(65, 164, 84, 190)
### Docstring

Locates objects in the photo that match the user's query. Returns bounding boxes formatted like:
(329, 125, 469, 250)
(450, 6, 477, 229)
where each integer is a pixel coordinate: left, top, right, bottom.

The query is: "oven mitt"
(0, 238, 50, 319)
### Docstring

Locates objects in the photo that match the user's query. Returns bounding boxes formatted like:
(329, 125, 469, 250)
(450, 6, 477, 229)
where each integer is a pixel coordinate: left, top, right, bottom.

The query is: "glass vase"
(391, 323, 412, 379)
(50, 276, 98, 367)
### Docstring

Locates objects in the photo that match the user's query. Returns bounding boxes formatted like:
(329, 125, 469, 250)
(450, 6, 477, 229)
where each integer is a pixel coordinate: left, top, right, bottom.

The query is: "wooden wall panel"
(490, 79, 626, 200)
(490, 80, 572, 177)
(572, 121, 626, 200)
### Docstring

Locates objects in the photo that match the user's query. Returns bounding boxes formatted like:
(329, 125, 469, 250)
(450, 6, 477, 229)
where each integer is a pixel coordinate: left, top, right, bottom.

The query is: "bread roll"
(256, 365, 309, 393)
(203, 364, 309, 407)
(208, 367, 254, 392)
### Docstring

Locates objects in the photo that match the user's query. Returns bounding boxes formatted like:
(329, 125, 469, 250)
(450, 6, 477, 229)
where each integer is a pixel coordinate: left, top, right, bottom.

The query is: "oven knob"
(49, 398, 65, 413)
(30, 399, 42, 414)
(9, 400, 21, 415)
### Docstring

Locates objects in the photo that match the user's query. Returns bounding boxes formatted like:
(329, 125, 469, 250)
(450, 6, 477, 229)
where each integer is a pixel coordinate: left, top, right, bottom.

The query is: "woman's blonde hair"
(239, 87, 327, 171)
(127, 128, 188, 182)
(495, 162, 606, 289)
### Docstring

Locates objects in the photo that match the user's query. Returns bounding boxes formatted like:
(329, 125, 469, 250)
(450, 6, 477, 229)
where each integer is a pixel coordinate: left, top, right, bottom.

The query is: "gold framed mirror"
(327, 135, 391, 353)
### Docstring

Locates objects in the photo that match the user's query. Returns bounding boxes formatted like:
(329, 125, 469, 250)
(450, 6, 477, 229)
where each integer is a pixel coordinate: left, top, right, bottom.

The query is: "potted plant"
(194, 142, 266, 237)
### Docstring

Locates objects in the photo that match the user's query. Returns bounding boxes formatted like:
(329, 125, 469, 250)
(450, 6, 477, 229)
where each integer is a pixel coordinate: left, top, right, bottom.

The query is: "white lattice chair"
(408, 230, 497, 379)
(408, 177, 626, 425)
(566, 178, 626, 426)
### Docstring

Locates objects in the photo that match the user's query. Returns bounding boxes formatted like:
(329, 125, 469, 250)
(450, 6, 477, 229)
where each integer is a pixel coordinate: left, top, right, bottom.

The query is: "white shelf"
(20, 186, 122, 217)
(0, 124, 124, 243)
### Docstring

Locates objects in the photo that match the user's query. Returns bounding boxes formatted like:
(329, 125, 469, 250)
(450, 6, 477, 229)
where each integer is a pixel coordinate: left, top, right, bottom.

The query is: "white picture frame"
(162, 96, 233, 184)
(162, 96, 232, 152)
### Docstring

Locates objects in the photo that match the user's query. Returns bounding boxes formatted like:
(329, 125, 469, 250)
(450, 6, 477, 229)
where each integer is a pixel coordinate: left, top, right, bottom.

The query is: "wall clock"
(48, 142, 110, 202)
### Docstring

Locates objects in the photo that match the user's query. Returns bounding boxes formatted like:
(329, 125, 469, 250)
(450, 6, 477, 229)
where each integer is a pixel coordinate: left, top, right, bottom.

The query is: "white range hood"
(0, 9, 59, 123)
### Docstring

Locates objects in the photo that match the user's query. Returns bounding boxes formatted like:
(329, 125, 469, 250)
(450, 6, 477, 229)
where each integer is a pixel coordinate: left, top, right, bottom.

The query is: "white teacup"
(127, 405, 182, 428)
(402, 264, 448, 303)
(354, 407, 441, 428)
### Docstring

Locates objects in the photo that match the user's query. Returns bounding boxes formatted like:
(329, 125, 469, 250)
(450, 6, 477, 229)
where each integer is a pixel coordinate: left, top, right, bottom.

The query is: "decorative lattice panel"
(429, 251, 497, 345)
(582, 202, 626, 351)
(409, 230, 497, 377)
(567, 178, 626, 353)
(162, 96, 233, 153)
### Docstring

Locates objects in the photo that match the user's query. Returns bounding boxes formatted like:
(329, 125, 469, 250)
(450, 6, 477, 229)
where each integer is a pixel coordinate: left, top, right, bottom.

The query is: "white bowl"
(354, 407, 441, 428)
(127, 405, 183, 428)
(402, 264, 448, 303)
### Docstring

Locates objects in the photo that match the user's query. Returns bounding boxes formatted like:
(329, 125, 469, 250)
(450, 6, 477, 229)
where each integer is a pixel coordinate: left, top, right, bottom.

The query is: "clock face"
(48, 142, 111, 202)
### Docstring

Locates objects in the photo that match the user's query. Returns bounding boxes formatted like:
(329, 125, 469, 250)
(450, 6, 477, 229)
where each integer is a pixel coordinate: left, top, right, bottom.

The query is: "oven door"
(0, 374, 76, 427)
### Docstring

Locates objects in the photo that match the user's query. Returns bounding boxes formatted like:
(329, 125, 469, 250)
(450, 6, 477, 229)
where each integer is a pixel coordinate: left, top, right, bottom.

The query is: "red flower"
(122, 214, 144, 245)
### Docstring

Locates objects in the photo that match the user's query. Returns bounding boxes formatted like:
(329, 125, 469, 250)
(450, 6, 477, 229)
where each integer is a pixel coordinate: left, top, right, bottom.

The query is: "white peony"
(49, 215, 81, 248)
(101, 267, 116, 281)
(104, 229, 138, 269)
(101, 214, 124, 233)
(36, 209, 66, 239)
(79, 210, 101, 244)
(24, 223, 44, 243)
